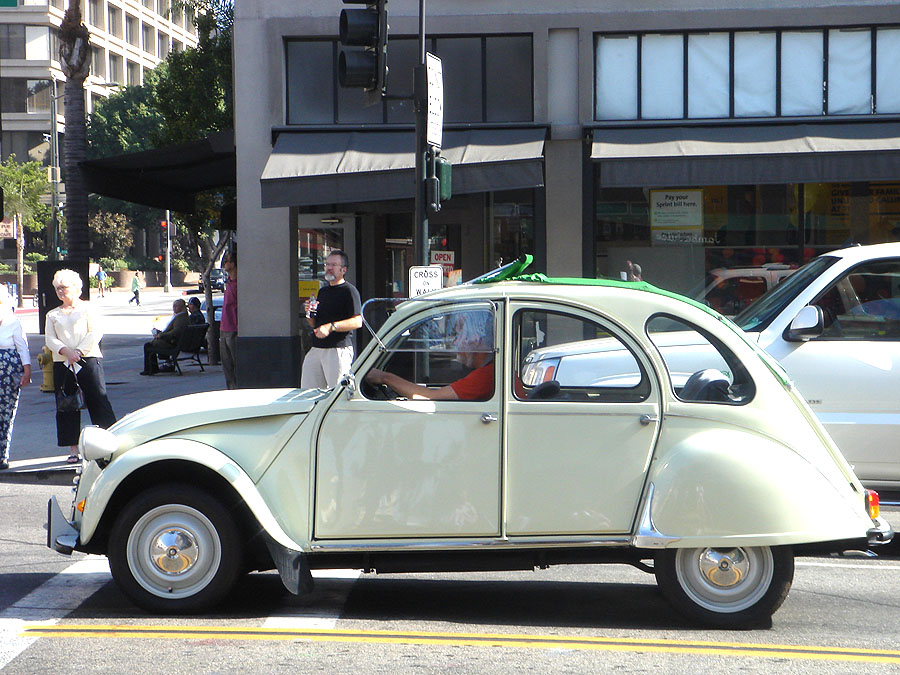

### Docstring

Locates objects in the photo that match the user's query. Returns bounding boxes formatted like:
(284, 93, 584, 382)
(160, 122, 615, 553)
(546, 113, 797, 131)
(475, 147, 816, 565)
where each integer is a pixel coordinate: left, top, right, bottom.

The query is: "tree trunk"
(63, 77, 89, 262)
(58, 1, 91, 263)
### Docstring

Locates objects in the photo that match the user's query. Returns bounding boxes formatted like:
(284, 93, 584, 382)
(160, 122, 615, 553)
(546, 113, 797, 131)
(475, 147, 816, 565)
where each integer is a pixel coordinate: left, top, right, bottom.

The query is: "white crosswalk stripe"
(0, 556, 112, 670)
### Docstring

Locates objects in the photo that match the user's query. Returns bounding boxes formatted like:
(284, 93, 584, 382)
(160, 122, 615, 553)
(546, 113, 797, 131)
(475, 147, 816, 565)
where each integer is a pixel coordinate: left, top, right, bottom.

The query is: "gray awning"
(261, 128, 545, 208)
(591, 122, 900, 187)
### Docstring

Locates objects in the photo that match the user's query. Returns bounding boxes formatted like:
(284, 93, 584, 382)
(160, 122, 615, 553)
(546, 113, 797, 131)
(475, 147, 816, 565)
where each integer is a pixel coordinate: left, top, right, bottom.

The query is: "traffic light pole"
(413, 0, 428, 267)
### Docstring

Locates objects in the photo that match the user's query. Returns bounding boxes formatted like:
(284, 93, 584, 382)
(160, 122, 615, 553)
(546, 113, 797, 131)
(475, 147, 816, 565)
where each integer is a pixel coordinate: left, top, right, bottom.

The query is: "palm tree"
(58, 1, 91, 263)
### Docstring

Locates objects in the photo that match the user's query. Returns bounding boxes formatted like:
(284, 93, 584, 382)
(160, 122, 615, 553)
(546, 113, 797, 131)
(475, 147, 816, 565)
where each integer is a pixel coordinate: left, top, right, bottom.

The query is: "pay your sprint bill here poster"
(650, 190, 704, 245)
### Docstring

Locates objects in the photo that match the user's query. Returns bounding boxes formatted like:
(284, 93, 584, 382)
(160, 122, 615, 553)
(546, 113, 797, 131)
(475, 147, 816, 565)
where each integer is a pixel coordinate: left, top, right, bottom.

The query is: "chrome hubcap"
(674, 546, 774, 613)
(150, 528, 199, 575)
(698, 548, 749, 588)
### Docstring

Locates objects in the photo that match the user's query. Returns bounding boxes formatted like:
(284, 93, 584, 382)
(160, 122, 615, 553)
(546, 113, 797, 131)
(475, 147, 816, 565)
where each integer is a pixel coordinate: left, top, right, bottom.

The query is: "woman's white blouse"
(0, 313, 30, 365)
(45, 303, 103, 362)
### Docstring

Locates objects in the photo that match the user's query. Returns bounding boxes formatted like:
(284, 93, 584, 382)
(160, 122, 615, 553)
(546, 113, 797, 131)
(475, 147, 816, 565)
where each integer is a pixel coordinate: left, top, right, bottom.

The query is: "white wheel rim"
(674, 547, 774, 614)
(126, 504, 222, 600)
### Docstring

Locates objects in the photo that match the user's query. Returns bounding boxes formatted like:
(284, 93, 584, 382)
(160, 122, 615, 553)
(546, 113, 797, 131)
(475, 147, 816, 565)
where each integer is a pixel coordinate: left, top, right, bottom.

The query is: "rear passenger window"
(647, 315, 754, 404)
(515, 309, 649, 402)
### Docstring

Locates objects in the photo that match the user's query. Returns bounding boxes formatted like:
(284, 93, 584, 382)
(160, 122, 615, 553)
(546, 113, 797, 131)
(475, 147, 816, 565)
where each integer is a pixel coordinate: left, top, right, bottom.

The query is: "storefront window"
(593, 180, 900, 307)
(490, 190, 535, 269)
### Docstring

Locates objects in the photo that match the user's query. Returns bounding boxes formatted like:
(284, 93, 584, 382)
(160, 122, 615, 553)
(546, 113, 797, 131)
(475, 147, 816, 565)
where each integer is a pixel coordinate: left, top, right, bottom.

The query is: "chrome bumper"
(46, 495, 79, 555)
(868, 516, 894, 546)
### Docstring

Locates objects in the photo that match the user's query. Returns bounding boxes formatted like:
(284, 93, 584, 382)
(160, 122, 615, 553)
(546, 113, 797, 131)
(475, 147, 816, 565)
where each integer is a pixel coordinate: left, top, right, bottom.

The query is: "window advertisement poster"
(650, 189, 704, 245)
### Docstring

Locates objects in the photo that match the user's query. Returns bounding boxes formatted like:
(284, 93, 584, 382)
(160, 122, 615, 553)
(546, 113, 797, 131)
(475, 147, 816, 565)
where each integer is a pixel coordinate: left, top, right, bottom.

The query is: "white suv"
(732, 242, 900, 489)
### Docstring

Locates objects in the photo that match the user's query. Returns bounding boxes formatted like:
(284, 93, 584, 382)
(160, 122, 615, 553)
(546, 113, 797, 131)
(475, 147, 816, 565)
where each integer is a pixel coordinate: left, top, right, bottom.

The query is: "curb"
(0, 465, 76, 486)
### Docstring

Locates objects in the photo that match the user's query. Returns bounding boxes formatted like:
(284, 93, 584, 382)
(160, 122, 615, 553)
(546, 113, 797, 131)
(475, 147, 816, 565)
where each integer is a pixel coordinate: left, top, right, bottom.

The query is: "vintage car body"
(48, 260, 890, 627)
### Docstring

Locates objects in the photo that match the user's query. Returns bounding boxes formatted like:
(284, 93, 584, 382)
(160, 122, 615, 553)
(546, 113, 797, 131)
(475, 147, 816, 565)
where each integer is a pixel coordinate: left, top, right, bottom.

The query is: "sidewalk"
(0, 286, 227, 484)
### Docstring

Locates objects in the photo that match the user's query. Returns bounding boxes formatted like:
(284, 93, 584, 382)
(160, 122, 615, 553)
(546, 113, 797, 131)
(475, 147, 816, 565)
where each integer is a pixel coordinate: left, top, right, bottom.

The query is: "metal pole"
(164, 208, 171, 292)
(413, 0, 428, 267)
(49, 78, 60, 261)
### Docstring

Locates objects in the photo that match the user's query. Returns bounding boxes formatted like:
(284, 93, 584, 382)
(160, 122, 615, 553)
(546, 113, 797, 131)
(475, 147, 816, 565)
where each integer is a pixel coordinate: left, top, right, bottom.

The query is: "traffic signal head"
(338, 0, 388, 98)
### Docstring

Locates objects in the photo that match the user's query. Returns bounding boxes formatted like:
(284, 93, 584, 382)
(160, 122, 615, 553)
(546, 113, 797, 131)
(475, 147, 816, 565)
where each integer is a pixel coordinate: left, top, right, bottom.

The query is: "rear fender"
(637, 428, 870, 549)
(78, 438, 304, 552)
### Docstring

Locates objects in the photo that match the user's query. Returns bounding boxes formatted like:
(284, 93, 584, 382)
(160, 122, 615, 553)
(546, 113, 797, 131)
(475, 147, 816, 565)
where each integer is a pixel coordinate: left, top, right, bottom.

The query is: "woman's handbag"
(56, 365, 85, 413)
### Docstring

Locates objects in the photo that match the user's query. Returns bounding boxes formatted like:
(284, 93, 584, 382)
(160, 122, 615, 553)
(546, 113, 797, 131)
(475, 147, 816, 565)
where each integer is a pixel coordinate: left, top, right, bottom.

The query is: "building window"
(595, 25, 900, 121)
(734, 32, 776, 117)
(1, 130, 51, 165)
(171, 4, 182, 27)
(172, 39, 182, 53)
(592, 178, 900, 312)
(142, 23, 153, 54)
(107, 5, 122, 38)
(142, 0, 151, 8)
(125, 14, 138, 46)
(88, 0, 104, 30)
(156, 0, 169, 19)
(186, 8, 196, 34)
(90, 46, 106, 77)
(126, 60, 140, 85)
(286, 35, 533, 125)
(0, 25, 26, 59)
(157, 32, 168, 57)
(108, 53, 122, 83)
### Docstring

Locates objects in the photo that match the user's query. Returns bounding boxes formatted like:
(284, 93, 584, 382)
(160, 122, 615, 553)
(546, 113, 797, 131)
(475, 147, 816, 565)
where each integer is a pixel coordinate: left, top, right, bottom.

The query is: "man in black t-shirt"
(301, 250, 362, 389)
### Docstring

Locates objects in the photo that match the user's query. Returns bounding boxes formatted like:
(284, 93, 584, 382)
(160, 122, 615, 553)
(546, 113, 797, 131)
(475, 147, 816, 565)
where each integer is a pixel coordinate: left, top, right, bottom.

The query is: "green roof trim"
(469, 254, 534, 284)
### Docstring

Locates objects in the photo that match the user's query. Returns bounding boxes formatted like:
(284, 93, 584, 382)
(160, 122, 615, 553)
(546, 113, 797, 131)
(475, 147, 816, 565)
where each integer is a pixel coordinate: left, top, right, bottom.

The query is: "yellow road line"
(20, 625, 900, 663)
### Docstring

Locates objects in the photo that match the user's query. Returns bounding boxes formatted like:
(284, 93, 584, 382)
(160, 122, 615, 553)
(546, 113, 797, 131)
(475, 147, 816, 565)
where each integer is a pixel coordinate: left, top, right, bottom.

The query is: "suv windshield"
(733, 256, 839, 332)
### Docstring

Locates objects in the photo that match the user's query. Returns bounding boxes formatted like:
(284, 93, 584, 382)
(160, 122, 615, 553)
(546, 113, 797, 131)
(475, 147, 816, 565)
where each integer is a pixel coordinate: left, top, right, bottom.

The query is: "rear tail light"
(866, 489, 880, 519)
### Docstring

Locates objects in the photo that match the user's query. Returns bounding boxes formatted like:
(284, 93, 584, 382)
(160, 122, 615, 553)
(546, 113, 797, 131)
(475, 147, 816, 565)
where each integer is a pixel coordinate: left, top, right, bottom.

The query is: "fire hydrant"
(37, 346, 55, 393)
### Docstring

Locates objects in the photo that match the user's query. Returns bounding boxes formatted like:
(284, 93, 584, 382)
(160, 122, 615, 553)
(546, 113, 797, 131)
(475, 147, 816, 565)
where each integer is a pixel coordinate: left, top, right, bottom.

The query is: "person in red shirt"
(366, 311, 494, 400)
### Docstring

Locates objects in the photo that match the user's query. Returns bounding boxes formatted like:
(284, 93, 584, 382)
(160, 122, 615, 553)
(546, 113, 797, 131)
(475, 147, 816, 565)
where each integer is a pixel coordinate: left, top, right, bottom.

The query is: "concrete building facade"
(234, 0, 900, 388)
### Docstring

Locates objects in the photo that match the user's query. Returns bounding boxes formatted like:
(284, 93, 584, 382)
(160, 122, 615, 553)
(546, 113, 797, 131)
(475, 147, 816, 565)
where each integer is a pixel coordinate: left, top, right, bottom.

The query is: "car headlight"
(521, 357, 560, 386)
(80, 426, 120, 462)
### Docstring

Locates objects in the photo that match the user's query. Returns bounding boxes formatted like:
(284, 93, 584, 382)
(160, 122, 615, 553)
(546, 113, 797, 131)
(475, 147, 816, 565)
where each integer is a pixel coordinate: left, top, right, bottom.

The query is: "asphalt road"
(2, 480, 900, 673)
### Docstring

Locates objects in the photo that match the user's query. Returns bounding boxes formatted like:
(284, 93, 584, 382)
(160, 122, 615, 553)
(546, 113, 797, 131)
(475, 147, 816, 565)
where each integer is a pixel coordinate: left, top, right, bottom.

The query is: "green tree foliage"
(87, 0, 233, 274)
(0, 154, 50, 232)
(89, 210, 134, 259)
(0, 154, 50, 305)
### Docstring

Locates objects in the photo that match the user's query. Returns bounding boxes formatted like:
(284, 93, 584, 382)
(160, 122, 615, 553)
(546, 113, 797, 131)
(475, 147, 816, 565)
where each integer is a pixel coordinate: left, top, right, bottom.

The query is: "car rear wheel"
(107, 484, 242, 613)
(654, 545, 793, 627)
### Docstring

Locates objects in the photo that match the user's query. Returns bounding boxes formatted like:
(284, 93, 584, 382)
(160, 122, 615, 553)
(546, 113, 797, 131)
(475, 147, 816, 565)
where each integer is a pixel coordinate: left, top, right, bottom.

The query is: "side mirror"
(784, 305, 824, 342)
(340, 372, 357, 398)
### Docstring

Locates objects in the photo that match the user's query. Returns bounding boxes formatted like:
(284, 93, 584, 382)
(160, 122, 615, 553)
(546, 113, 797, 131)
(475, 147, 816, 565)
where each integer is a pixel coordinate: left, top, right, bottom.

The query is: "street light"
(48, 77, 62, 260)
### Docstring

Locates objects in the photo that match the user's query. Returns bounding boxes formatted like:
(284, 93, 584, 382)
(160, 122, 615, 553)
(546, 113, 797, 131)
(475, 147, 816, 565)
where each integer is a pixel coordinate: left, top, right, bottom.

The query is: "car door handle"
(639, 414, 659, 426)
(481, 413, 498, 424)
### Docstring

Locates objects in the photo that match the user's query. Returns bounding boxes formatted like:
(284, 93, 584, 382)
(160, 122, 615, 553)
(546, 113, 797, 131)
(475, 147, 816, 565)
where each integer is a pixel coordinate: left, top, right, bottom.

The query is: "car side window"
(647, 314, 755, 404)
(362, 306, 496, 401)
(812, 259, 900, 340)
(514, 309, 649, 402)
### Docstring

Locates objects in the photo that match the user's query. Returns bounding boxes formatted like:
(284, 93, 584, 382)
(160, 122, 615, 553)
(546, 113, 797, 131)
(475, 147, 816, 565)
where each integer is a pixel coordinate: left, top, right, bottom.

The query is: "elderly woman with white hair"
(0, 286, 31, 471)
(45, 268, 116, 464)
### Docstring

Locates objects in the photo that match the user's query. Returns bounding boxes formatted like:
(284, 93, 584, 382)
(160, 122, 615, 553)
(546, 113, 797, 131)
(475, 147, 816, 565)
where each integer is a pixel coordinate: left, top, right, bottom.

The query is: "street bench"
(171, 323, 209, 375)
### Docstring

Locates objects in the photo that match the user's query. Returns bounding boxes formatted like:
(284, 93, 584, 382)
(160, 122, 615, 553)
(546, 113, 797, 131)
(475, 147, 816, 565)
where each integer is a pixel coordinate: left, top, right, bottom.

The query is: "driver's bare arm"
(365, 368, 460, 400)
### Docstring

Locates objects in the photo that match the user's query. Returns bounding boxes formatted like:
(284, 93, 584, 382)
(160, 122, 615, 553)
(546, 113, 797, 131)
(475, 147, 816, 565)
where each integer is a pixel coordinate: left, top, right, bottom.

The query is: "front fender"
(642, 427, 871, 548)
(78, 438, 304, 552)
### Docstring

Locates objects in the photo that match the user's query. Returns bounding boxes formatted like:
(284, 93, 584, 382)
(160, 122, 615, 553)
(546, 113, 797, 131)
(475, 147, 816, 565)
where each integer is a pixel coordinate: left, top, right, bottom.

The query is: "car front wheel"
(107, 484, 242, 613)
(654, 545, 793, 627)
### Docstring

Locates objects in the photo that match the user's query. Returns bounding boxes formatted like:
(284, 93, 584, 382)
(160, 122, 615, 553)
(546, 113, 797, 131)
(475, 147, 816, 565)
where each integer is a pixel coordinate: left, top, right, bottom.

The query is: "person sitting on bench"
(141, 299, 189, 376)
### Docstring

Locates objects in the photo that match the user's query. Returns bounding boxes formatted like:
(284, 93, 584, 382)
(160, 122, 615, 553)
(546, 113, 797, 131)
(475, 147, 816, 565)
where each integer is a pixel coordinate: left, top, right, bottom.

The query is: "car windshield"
(733, 256, 838, 332)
